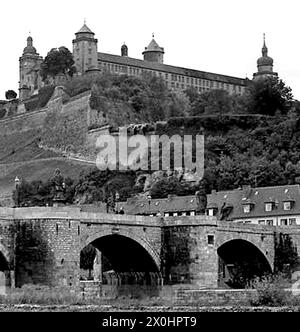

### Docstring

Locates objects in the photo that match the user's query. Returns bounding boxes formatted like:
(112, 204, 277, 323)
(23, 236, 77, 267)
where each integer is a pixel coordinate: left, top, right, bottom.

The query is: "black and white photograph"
(0, 0, 300, 323)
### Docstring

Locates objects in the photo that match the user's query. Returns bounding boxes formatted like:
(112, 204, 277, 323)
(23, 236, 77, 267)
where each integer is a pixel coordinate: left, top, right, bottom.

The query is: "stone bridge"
(0, 207, 299, 291)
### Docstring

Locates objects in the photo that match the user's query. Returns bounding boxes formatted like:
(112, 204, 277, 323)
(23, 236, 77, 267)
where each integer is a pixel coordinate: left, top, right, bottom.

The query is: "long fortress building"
(19, 24, 278, 101)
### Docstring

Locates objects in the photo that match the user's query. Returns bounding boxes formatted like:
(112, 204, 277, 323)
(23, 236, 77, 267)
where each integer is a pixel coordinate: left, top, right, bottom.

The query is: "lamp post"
(14, 176, 21, 207)
(115, 192, 120, 214)
(147, 195, 152, 216)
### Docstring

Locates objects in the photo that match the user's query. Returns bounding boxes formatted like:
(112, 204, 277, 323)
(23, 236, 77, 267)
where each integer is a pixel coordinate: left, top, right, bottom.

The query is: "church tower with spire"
(142, 35, 164, 63)
(19, 36, 43, 100)
(253, 34, 278, 81)
(72, 22, 98, 75)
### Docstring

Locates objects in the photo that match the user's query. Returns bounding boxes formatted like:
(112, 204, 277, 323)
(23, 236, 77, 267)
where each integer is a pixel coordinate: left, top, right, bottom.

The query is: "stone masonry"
(0, 206, 298, 292)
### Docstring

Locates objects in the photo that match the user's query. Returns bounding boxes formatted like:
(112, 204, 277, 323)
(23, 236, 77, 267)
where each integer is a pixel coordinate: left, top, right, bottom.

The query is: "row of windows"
(148, 211, 196, 217)
(243, 218, 297, 226)
(98, 61, 244, 94)
(243, 201, 294, 214)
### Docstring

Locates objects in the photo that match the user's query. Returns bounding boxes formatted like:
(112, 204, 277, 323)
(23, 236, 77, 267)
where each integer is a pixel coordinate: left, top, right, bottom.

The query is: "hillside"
(0, 72, 299, 206)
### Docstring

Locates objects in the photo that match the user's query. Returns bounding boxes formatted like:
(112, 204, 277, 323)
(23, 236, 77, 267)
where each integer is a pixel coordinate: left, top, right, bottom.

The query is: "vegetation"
(250, 274, 290, 306)
(5, 90, 17, 100)
(40, 47, 76, 82)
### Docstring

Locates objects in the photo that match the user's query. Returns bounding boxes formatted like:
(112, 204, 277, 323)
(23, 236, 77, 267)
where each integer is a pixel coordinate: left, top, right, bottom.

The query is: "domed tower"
(142, 35, 164, 63)
(121, 43, 128, 57)
(19, 36, 43, 100)
(253, 34, 278, 81)
(72, 22, 98, 75)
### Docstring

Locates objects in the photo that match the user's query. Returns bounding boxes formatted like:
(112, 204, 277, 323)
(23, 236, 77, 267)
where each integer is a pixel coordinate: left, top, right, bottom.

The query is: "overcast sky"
(1, 0, 300, 100)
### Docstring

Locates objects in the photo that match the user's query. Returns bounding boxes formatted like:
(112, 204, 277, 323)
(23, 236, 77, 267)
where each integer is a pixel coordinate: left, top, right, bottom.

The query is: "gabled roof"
(121, 184, 300, 219)
(231, 185, 300, 219)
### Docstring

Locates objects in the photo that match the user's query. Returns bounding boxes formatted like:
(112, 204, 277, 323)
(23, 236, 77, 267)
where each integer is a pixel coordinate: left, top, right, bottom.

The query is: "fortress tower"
(19, 36, 43, 100)
(253, 34, 278, 81)
(142, 35, 164, 63)
(72, 23, 98, 75)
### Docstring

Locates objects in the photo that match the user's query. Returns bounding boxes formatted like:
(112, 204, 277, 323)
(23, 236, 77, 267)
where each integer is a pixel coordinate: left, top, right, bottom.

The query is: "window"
(280, 219, 288, 226)
(284, 202, 292, 211)
(289, 218, 296, 226)
(191, 211, 195, 216)
(182, 212, 187, 216)
(243, 204, 251, 213)
(266, 220, 273, 226)
(208, 235, 214, 245)
(265, 203, 273, 212)
(258, 220, 266, 225)
(165, 213, 169, 217)
(173, 213, 178, 217)
(208, 208, 217, 217)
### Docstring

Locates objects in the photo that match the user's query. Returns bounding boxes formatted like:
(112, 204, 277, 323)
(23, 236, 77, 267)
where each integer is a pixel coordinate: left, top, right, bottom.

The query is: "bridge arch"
(81, 228, 161, 272)
(217, 239, 273, 288)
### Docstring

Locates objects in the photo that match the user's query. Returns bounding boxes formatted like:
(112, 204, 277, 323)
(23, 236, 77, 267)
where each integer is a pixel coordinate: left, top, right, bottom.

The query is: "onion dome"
(257, 34, 273, 67)
(23, 36, 37, 55)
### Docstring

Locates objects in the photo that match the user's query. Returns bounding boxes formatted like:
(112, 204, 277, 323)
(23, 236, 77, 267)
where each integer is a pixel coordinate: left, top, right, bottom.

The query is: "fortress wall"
(0, 108, 48, 136)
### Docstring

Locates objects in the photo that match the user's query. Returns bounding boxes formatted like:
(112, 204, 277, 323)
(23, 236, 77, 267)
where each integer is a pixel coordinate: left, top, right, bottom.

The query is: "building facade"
(18, 24, 277, 101)
(122, 184, 300, 227)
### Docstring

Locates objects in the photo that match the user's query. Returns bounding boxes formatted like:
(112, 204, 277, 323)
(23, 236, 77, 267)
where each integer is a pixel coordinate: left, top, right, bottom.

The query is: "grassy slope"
(0, 129, 95, 203)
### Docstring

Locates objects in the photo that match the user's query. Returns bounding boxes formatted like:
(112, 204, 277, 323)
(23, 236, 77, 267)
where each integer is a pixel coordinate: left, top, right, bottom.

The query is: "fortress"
(18, 24, 278, 101)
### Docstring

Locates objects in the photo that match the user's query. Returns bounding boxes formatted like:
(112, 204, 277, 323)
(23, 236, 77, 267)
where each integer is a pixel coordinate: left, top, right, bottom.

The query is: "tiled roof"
(230, 185, 300, 219)
(122, 184, 300, 219)
(98, 52, 246, 86)
(124, 195, 197, 215)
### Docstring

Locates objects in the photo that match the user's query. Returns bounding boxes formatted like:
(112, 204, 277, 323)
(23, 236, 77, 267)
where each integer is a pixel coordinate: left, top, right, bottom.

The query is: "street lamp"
(115, 192, 120, 214)
(14, 176, 21, 207)
(147, 195, 152, 215)
(14, 176, 20, 189)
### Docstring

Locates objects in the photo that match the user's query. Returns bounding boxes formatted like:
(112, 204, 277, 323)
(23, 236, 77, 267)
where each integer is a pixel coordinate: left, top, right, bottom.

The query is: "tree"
(188, 89, 235, 116)
(248, 77, 293, 116)
(40, 46, 76, 81)
(5, 90, 17, 100)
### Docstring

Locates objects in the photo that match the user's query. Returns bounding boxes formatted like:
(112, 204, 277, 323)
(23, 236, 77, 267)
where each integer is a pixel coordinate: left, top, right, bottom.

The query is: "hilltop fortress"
(18, 24, 278, 101)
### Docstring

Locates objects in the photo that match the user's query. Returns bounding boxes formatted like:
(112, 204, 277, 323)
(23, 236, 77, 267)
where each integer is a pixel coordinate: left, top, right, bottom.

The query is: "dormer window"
(265, 203, 273, 212)
(242, 200, 254, 214)
(208, 208, 218, 217)
(243, 204, 251, 214)
(283, 198, 295, 211)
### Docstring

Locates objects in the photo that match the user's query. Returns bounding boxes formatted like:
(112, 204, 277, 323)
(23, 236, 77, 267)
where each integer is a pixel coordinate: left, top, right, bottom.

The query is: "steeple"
(19, 35, 43, 100)
(253, 34, 278, 81)
(262, 33, 268, 57)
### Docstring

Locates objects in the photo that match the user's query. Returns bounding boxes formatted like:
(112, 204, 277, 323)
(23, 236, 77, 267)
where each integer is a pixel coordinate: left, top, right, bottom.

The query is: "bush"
(250, 274, 289, 306)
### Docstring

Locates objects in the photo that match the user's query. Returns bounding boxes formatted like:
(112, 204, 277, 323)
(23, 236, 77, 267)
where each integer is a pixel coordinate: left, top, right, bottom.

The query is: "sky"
(1, 0, 300, 100)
